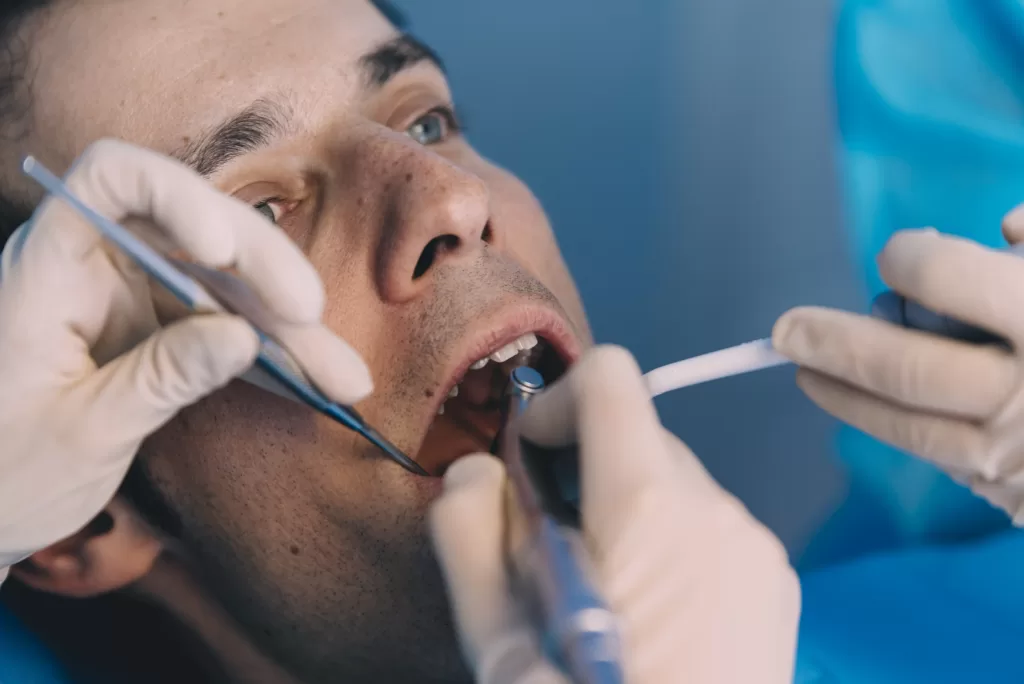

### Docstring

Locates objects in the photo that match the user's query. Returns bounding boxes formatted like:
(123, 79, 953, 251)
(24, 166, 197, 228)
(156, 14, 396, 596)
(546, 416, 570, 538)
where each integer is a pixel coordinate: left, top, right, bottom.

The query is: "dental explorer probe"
(500, 367, 625, 684)
(22, 156, 428, 476)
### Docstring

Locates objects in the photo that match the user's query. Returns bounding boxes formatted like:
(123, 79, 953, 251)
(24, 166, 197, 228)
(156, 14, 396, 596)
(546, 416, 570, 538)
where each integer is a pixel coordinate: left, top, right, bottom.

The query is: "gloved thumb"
(429, 455, 567, 684)
(72, 314, 259, 459)
(1002, 204, 1024, 246)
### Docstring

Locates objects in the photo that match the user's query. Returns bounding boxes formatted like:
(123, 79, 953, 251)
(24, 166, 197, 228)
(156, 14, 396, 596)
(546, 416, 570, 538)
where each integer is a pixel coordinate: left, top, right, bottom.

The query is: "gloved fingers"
(430, 454, 517, 661)
(72, 314, 258, 456)
(795, 368, 990, 476)
(773, 307, 1017, 421)
(1002, 204, 1024, 246)
(86, 252, 163, 366)
(21, 140, 324, 326)
(144, 262, 373, 403)
(270, 324, 373, 404)
(877, 229, 1024, 341)
(0, 245, 128, 360)
(429, 455, 565, 684)
(521, 346, 660, 449)
(520, 346, 699, 540)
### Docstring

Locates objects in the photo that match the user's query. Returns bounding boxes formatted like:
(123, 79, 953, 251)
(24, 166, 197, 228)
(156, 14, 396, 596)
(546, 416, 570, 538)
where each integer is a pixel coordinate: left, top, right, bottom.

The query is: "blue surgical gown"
(794, 0, 1024, 680)
(797, 529, 1024, 683)
(803, 0, 1024, 571)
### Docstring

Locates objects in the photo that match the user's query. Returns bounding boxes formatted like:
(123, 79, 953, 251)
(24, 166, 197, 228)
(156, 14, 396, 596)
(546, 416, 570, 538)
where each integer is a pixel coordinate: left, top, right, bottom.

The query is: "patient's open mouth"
(415, 328, 571, 477)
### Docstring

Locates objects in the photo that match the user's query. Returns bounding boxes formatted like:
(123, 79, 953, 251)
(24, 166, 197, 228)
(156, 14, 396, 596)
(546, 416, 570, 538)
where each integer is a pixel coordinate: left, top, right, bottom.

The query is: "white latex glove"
(0, 139, 372, 584)
(429, 346, 800, 684)
(773, 219, 1024, 525)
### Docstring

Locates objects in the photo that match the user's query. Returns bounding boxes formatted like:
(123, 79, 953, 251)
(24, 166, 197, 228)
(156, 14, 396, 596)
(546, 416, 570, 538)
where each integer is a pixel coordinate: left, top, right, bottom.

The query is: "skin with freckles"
(2, 1, 591, 682)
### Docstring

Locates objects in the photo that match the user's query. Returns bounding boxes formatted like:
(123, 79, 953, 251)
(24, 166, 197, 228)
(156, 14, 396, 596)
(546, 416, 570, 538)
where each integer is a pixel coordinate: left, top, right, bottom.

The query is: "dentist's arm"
(429, 346, 801, 684)
(0, 139, 372, 584)
(773, 217, 1024, 524)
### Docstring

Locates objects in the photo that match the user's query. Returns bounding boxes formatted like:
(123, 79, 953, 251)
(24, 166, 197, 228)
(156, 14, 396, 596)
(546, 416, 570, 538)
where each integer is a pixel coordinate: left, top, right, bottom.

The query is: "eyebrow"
(174, 35, 445, 178)
(175, 97, 293, 178)
(360, 34, 446, 88)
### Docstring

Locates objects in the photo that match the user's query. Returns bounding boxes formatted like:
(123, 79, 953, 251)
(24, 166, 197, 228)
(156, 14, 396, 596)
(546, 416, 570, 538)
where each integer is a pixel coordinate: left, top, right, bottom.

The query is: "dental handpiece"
(500, 367, 624, 684)
(871, 241, 1024, 343)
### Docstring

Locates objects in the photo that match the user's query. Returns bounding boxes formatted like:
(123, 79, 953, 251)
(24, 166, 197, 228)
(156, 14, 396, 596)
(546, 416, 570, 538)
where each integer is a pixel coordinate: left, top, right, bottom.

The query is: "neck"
(132, 554, 299, 684)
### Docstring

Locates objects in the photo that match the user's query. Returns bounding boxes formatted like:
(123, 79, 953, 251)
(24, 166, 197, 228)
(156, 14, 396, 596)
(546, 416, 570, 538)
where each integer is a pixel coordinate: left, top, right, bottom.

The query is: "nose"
(371, 139, 493, 303)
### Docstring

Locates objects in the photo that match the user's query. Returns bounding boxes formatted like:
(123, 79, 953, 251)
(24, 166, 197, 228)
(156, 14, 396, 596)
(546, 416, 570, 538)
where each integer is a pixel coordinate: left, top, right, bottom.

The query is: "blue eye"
(407, 107, 461, 146)
(253, 200, 280, 225)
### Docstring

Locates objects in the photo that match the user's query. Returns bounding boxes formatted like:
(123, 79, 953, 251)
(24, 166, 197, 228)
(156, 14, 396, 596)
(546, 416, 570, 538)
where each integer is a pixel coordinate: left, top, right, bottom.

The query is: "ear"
(11, 497, 163, 598)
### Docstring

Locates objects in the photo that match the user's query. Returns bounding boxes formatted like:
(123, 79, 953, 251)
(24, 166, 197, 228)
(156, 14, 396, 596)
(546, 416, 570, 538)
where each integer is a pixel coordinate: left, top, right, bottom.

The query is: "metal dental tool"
(499, 367, 624, 684)
(22, 156, 427, 476)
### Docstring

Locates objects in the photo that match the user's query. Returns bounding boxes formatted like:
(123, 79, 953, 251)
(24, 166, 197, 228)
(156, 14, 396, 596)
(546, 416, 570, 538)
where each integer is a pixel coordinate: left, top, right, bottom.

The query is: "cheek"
(481, 164, 592, 341)
(142, 387, 323, 544)
(485, 166, 559, 268)
(140, 382, 423, 553)
(137, 384, 430, 626)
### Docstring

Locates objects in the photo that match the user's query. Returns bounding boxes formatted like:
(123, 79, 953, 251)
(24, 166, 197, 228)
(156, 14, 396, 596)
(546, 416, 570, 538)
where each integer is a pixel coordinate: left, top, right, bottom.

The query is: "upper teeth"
(437, 333, 541, 415)
(471, 333, 538, 369)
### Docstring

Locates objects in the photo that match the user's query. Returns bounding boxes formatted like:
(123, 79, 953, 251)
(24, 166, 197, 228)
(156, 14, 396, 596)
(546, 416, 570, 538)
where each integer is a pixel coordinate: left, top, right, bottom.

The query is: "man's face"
(18, 0, 588, 680)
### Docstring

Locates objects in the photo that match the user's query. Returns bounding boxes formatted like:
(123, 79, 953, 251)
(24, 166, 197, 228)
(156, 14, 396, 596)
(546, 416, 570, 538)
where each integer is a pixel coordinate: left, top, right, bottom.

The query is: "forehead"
(29, 0, 400, 160)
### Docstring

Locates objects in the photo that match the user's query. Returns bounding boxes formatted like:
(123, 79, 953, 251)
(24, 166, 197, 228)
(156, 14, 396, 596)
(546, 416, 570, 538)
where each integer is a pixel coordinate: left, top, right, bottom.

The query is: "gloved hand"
(0, 139, 372, 584)
(773, 218, 1024, 525)
(429, 346, 800, 684)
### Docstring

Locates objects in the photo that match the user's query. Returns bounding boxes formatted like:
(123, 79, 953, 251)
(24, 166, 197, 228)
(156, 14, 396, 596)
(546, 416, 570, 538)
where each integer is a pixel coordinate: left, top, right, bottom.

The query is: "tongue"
(417, 394, 505, 476)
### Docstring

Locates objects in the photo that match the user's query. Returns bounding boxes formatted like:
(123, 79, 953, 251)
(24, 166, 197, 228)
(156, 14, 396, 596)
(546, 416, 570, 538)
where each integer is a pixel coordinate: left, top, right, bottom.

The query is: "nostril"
(413, 234, 460, 279)
(481, 221, 494, 244)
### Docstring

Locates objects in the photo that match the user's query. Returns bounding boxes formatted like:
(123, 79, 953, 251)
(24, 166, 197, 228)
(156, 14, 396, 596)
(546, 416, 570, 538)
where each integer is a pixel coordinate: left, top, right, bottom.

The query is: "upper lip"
(416, 302, 581, 437)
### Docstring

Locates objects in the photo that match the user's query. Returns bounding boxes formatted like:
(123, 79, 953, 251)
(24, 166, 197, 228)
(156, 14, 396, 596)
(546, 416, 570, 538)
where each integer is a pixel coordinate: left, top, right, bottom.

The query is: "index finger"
(879, 230, 1024, 342)
(772, 306, 1017, 421)
(22, 139, 323, 324)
